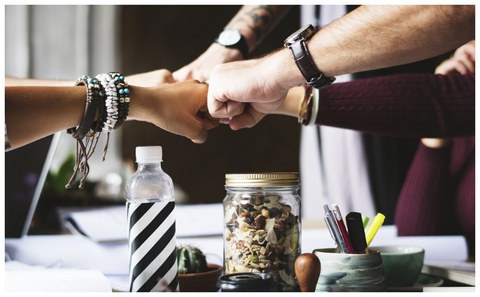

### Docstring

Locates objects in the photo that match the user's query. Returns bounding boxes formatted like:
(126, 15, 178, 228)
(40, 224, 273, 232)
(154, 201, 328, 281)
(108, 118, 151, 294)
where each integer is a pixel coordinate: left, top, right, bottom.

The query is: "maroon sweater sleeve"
(394, 143, 457, 235)
(395, 137, 475, 257)
(316, 72, 474, 138)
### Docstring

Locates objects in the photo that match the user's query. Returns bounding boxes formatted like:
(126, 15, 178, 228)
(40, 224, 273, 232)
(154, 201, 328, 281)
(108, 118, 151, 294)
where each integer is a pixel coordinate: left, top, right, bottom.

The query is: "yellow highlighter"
(365, 213, 385, 246)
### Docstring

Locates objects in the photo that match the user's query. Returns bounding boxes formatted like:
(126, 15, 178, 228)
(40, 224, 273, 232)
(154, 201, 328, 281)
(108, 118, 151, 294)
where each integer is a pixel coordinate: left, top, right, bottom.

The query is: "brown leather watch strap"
(289, 40, 335, 88)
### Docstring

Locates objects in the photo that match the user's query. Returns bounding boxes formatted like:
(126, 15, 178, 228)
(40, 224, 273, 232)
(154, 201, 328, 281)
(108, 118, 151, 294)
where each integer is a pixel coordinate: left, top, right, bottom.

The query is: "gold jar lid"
(225, 172, 299, 187)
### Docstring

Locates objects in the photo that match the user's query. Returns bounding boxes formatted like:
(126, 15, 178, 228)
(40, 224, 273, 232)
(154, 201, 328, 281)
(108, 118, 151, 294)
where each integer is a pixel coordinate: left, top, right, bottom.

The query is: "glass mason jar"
(223, 172, 301, 291)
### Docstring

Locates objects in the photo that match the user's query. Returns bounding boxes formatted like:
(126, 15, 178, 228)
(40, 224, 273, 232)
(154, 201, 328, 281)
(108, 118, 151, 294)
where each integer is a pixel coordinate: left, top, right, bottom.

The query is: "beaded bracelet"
(96, 73, 119, 132)
(95, 72, 131, 131)
(66, 72, 129, 189)
(111, 72, 130, 129)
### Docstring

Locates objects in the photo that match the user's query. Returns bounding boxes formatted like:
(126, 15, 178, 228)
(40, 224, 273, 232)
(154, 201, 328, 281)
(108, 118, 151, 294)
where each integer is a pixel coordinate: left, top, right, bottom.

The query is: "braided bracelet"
(66, 75, 104, 189)
(66, 72, 130, 189)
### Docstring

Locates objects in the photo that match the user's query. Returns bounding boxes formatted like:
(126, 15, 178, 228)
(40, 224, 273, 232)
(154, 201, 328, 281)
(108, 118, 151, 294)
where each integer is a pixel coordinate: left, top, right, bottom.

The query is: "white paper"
(64, 203, 224, 242)
(5, 234, 130, 275)
(5, 262, 111, 292)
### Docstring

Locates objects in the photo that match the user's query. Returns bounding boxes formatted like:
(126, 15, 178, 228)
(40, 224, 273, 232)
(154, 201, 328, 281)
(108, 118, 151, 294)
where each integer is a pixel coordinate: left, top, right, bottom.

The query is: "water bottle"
(125, 146, 178, 292)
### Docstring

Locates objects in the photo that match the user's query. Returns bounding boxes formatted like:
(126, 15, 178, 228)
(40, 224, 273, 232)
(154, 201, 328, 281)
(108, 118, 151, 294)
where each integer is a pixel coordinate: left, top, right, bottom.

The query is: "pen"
(365, 213, 385, 246)
(346, 212, 368, 254)
(362, 215, 370, 229)
(324, 204, 349, 253)
(331, 204, 356, 254)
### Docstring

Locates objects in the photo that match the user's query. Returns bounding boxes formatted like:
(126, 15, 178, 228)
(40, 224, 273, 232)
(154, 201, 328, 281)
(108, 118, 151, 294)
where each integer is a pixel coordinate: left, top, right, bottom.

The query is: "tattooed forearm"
(244, 6, 275, 41)
(225, 5, 292, 50)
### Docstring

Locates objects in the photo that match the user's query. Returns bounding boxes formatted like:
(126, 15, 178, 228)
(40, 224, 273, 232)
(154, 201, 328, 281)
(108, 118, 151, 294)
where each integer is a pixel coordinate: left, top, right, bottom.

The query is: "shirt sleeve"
(315, 72, 474, 138)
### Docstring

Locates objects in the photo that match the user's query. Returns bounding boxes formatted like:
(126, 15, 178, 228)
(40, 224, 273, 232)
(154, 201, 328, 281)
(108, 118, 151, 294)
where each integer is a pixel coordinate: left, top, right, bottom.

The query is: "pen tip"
(323, 205, 330, 212)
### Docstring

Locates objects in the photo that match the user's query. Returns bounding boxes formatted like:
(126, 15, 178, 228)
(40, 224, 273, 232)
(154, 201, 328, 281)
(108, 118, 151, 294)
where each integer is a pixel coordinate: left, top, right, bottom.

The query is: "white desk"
(5, 223, 474, 291)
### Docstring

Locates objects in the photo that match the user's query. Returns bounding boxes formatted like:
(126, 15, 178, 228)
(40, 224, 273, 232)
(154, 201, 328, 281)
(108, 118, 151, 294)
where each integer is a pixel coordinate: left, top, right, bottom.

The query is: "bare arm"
(308, 5, 475, 78)
(6, 80, 215, 149)
(208, 5, 475, 127)
(173, 5, 291, 81)
(5, 77, 73, 86)
(6, 69, 175, 87)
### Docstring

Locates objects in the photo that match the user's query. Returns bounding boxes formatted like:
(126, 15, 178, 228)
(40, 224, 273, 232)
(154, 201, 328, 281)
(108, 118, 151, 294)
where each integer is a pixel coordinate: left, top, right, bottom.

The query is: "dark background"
(120, 5, 301, 204)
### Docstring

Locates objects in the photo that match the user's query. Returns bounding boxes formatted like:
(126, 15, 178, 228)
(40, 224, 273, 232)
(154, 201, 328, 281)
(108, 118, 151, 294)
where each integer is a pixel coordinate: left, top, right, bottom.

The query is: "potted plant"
(177, 245, 223, 292)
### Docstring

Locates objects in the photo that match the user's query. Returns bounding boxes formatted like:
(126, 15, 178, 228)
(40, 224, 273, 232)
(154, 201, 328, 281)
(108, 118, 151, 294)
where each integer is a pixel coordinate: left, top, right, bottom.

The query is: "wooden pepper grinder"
(295, 253, 321, 292)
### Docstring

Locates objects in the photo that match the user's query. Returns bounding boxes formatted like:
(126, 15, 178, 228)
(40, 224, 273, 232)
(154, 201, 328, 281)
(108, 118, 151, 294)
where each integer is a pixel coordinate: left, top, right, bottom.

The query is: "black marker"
(345, 212, 368, 254)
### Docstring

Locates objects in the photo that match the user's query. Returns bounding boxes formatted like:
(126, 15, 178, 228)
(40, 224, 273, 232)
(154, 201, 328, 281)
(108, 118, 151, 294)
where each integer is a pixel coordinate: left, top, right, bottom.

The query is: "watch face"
(284, 24, 315, 46)
(217, 30, 241, 46)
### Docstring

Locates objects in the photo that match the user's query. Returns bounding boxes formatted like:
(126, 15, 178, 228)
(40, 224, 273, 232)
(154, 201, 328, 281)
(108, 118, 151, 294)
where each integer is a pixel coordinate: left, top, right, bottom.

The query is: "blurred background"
(5, 5, 301, 234)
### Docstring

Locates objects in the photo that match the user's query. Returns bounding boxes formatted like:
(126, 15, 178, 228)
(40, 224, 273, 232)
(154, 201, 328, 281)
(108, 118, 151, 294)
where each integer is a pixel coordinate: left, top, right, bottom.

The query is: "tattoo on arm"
(247, 6, 274, 41)
(230, 5, 278, 43)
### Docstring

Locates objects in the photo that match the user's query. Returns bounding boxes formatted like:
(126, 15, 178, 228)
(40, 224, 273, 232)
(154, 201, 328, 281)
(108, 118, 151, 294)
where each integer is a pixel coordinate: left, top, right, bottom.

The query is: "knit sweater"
(394, 137, 475, 258)
(316, 72, 474, 138)
(317, 72, 475, 257)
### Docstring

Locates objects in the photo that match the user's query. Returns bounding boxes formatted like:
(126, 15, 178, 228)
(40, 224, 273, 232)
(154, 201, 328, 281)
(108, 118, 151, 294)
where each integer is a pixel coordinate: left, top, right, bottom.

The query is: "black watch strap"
(233, 35, 249, 59)
(215, 33, 249, 59)
(289, 40, 335, 88)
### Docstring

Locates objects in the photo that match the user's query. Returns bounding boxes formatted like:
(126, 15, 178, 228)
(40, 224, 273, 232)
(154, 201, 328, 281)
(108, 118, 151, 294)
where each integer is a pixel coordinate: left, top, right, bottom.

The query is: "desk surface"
(5, 223, 475, 292)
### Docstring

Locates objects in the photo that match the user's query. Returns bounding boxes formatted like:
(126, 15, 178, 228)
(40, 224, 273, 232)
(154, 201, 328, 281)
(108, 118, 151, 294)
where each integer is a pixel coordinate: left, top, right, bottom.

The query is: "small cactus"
(177, 245, 208, 274)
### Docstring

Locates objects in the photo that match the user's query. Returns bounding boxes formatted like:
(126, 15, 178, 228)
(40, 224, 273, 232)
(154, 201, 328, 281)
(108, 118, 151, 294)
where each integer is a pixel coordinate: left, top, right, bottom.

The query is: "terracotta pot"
(178, 263, 223, 292)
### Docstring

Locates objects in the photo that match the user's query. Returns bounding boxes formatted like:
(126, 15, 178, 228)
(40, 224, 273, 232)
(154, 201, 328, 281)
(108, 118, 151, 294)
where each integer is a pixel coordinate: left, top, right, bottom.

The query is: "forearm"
(5, 86, 86, 148)
(5, 85, 150, 149)
(5, 76, 73, 86)
(268, 5, 474, 88)
(395, 143, 455, 235)
(224, 5, 292, 52)
(309, 5, 474, 77)
(316, 72, 475, 137)
(275, 72, 474, 137)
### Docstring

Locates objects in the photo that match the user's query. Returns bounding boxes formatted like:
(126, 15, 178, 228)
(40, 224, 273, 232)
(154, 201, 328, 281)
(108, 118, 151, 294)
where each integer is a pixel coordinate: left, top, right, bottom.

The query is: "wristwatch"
(284, 24, 335, 89)
(215, 29, 249, 58)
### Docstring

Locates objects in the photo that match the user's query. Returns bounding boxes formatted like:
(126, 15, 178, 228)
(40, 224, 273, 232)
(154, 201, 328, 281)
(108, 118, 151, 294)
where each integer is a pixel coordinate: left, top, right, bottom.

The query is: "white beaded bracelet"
(96, 73, 119, 132)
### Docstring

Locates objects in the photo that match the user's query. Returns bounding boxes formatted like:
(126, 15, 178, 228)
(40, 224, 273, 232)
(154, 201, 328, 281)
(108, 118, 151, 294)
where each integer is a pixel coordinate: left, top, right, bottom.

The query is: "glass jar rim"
(225, 172, 299, 187)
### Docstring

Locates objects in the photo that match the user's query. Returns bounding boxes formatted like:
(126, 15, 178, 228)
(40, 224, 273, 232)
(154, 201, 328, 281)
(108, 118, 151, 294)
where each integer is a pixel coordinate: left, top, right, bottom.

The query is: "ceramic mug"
(313, 248, 386, 292)
(372, 245, 425, 288)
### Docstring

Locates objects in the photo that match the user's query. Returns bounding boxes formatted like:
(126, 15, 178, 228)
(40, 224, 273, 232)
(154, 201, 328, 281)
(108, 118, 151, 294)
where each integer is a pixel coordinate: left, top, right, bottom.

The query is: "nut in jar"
(223, 173, 301, 291)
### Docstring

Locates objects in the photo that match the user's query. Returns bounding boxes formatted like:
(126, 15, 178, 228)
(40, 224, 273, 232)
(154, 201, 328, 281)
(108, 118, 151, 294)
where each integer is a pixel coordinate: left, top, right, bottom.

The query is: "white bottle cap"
(136, 146, 163, 163)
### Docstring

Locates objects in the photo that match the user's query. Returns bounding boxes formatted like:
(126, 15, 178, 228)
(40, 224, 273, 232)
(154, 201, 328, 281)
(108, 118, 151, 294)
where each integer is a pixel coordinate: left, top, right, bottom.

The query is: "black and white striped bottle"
(125, 146, 178, 292)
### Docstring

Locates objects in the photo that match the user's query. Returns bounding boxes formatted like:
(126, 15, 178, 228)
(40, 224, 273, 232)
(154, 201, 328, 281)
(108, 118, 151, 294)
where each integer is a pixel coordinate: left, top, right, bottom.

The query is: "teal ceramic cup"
(313, 248, 386, 292)
(373, 246, 425, 287)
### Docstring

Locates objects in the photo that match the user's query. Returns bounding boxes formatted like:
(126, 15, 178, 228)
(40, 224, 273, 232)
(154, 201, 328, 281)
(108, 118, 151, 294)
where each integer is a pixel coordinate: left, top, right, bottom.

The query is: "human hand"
(129, 81, 218, 144)
(435, 40, 475, 75)
(207, 53, 294, 130)
(126, 69, 175, 87)
(173, 43, 244, 82)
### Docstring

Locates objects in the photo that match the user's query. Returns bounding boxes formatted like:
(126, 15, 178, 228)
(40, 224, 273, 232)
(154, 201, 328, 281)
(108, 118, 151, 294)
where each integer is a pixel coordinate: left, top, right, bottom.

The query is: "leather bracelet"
(308, 88, 319, 126)
(298, 84, 313, 125)
(68, 76, 103, 140)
